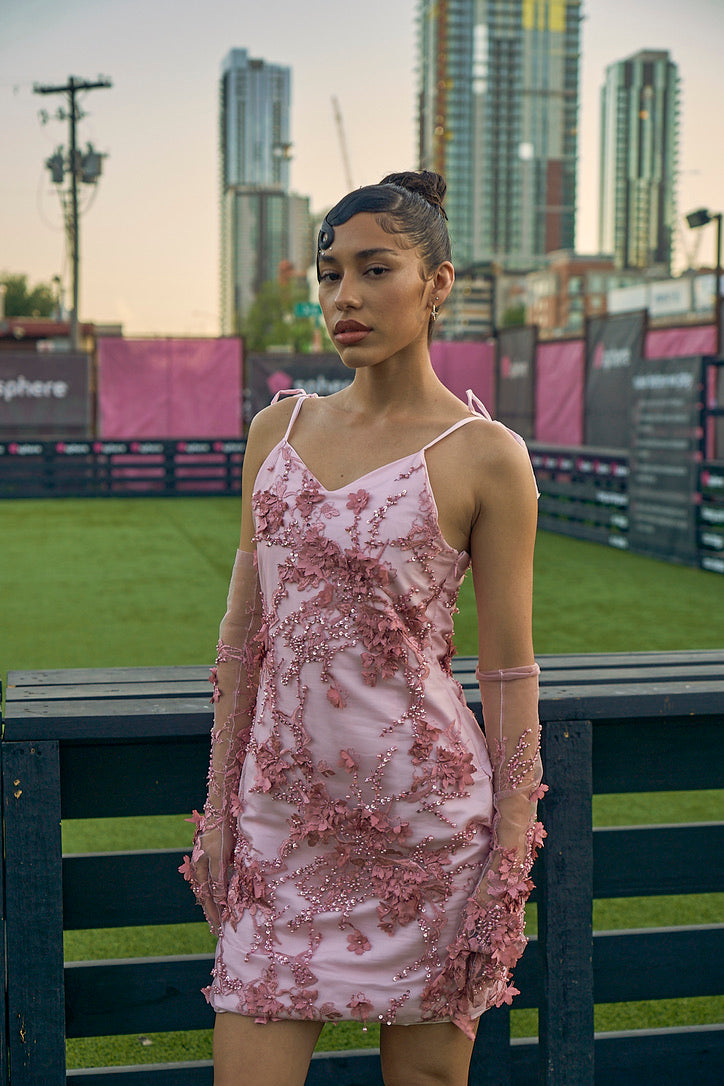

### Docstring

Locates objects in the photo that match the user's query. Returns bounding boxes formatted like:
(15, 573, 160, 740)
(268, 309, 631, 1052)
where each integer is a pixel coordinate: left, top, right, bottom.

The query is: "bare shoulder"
(239, 396, 301, 549)
(463, 418, 538, 512)
(243, 396, 299, 475)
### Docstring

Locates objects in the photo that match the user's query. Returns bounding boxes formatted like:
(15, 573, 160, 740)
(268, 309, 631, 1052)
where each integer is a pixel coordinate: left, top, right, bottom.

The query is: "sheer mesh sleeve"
(180, 548, 263, 933)
(437, 664, 546, 1027)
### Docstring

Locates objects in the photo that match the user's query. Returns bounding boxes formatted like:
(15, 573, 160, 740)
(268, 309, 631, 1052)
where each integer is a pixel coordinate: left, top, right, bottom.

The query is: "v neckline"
(253, 436, 471, 560)
(284, 440, 422, 495)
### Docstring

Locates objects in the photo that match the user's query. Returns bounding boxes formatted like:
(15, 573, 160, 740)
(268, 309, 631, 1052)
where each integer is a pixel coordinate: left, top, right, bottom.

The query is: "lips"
(334, 319, 371, 346)
(334, 320, 371, 334)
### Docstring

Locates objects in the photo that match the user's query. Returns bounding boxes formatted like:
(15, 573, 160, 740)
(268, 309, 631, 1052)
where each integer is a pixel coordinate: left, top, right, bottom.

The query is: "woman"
(182, 171, 544, 1086)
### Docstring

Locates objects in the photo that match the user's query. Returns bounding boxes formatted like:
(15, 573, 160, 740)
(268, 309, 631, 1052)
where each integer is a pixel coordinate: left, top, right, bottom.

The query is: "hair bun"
(378, 170, 448, 219)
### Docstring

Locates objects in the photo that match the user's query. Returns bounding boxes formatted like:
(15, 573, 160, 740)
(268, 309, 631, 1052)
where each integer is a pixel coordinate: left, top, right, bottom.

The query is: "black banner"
(496, 326, 536, 439)
(244, 353, 352, 424)
(0, 352, 91, 438)
(585, 312, 646, 449)
(628, 355, 704, 563)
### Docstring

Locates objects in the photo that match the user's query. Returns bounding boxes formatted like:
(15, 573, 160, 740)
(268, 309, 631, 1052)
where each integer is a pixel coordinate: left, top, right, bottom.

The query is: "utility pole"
(34, 75, 111, 350)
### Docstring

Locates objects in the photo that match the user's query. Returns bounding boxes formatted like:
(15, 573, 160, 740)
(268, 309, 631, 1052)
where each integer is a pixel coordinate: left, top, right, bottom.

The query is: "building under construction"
(417, 0, 582, 271)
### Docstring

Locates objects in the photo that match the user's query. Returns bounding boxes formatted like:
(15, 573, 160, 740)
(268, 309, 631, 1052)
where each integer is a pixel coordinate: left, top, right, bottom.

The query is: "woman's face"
(317, 212, 442, 370)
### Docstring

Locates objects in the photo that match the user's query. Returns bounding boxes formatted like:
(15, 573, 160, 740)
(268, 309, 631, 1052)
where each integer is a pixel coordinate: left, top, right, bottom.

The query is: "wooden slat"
(12, 681, 209, 702)
(59, 740, 209, 819)
(593, 823, 724, 897)
(17, 662, 721, 701)
(64, 956, 215, 1037)
(67, 1063, 213, 1084)
(3, 699, 212, 741)
(509, 1027, 724, 1086)
(7, 666, 211, 689)
(592, 1025, 724, 1085)
(63, 850, 201, 930)
(456, 664, 724, 686)
(538, 683, 724, 721)
(534, 650, 724, 667)
(593, 925, 724, 1002)
(592, 719, 723, 793)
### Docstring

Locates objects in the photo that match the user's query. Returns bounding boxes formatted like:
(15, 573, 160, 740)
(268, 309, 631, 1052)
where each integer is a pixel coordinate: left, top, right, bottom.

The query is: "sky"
(1, 0, 722, 337)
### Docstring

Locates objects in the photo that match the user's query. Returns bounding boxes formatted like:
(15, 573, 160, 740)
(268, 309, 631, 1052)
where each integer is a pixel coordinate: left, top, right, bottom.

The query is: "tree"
(241, 278, 323, 353)
(500, 303, 527, 328)
(0, 273, 56, 318)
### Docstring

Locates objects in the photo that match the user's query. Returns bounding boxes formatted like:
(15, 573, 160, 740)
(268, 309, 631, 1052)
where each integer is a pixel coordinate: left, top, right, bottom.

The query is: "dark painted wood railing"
(1, 651, 723, 1084)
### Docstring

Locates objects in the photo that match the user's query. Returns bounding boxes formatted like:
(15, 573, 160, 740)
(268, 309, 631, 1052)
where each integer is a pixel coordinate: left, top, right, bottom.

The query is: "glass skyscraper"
(220, 49, 311, 333)
(598, 50, 679, 271)
(417, 0, 581, 270)
(220, 49, 291, 191)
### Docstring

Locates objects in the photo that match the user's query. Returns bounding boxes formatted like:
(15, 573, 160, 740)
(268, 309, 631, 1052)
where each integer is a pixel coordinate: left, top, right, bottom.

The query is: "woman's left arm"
(465, 425, 546, 1012)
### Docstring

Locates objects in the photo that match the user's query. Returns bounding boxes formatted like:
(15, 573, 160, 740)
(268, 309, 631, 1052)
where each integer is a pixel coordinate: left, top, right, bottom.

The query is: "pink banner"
(98, 338, 242, 437)
(645, 324, 716, 359)
(535, 340, 585, 445)
(430, 341, 495, 414)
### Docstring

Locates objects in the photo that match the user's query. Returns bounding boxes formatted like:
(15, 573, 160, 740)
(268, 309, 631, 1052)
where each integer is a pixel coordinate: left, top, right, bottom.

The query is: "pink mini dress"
(206, 390, 498, 1035)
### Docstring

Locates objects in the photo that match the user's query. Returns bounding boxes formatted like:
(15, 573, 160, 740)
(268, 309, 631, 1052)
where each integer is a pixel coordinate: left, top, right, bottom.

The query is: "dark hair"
(317, 170, 451, 283)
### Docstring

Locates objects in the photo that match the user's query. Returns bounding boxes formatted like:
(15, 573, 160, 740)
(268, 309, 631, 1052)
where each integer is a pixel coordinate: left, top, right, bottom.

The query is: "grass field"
(1, 496, 722, 1069)
(2, 495, 722, 675)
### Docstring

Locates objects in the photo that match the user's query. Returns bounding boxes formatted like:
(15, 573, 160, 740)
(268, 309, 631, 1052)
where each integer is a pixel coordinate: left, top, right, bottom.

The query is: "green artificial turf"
(2, 496, 722, 677)
(1, 497, 722, 1069)
(0, 497, 241, 674)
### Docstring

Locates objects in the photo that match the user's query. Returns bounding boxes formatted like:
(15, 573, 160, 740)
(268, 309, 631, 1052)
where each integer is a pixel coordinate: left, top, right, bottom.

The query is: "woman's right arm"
(180, 405, 290, 932)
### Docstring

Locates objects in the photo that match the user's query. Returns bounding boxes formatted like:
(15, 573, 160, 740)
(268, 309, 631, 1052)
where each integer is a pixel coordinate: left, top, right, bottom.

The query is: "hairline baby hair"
(318, 170, 451, 282)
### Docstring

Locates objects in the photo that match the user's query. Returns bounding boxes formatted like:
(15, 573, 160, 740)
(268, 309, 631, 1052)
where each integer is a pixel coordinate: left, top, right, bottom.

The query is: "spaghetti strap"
(465, 389, 493, 421)
(466, 387, 530, 453)
(422, 414, 480, 452)
(270, 389, 317, 442)
(422, 388, 495, 452)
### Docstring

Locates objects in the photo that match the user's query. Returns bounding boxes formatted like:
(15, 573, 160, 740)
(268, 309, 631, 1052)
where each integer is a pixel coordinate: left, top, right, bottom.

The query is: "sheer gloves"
(180, 549, 263, 934)
(465, 664, 547, 1014)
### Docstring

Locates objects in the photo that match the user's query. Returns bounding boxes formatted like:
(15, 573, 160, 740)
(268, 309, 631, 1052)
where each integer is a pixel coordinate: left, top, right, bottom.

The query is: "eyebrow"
(318, 247, 400, 263)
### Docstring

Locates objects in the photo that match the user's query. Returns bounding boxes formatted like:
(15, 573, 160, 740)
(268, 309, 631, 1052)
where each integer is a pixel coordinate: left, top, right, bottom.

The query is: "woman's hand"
(181, 815, 233, 935)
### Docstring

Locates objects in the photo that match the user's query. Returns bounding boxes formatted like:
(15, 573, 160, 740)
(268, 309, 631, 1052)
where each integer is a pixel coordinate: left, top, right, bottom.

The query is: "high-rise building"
(219, 49, 313, 333)
(598, 50, 679, 272)
(220, 48, 291, 192)
(417, 0, 581, 271)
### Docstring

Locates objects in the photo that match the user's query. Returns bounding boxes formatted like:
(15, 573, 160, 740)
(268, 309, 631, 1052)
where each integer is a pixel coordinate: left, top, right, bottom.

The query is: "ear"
(429, 261, 454, 306)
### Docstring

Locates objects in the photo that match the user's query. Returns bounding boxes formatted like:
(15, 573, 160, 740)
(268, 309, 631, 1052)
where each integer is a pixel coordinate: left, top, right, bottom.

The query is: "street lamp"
(686, 208, 722, 354)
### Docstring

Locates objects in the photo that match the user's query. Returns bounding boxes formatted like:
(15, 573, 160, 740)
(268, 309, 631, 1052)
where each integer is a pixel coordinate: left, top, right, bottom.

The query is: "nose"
(333, 272, 361, 311)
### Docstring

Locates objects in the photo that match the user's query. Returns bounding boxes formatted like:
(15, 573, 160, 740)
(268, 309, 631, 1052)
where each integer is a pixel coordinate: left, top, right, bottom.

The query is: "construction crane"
(331, 96, 354, 191)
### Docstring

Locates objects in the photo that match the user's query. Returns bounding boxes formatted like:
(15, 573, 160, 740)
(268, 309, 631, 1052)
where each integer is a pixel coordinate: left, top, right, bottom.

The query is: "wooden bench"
(2, 651, 723, 1084)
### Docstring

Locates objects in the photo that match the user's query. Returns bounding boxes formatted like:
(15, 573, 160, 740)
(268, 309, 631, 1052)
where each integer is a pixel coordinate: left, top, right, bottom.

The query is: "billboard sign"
(585, 311, 646, 449)
(627, 355, 704, 562)
(0, 352, 91, 437)
(496, 325, 536, 439)
(244, 354, 352, 423)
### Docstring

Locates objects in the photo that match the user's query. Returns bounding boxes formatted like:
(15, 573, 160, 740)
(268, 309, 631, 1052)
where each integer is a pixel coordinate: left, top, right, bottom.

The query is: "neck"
(342, 348, 444, 417)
